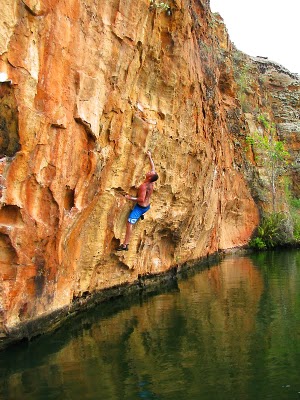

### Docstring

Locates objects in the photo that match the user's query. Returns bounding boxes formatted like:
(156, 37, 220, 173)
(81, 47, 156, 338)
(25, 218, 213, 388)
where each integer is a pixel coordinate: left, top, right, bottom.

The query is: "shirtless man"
(117, 151, 158, 251)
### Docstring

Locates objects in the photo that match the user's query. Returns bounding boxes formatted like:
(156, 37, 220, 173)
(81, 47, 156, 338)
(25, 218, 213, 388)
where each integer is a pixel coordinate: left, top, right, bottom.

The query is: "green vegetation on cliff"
(246, 115, 300, 249)
(246, 114, 290, 213)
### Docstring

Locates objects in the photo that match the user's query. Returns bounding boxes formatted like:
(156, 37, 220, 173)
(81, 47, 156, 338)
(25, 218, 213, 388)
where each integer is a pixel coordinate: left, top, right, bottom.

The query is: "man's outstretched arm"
(125, 185, 146, 203)
(147, 151, 155, 172)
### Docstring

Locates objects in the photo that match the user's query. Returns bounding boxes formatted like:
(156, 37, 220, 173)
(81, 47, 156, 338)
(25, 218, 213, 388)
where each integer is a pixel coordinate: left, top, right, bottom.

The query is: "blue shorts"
(128, 204, 150, 224)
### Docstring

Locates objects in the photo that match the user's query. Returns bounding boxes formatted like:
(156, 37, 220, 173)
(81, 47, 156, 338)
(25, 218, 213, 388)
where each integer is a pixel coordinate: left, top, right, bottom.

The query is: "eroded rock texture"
(0, 0, 298, 345)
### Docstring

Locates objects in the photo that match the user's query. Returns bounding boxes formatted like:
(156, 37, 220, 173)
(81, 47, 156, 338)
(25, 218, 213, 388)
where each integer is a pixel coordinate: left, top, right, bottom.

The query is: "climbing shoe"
(116, 244, 129, 251)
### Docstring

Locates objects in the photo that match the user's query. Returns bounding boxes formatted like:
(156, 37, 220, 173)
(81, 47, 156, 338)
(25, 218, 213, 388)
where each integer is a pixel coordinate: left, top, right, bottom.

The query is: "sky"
(209, 0, 300, 74)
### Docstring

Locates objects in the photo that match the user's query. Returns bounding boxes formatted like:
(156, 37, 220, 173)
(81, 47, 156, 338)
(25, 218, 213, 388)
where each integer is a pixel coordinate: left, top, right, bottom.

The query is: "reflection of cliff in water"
(249, 250, 300, 392)
(2, 252, 300, 400)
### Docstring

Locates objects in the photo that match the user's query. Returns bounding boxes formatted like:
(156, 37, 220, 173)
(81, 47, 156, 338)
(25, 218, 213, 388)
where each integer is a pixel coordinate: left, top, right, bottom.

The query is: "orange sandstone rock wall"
(0, 0, 262, 344)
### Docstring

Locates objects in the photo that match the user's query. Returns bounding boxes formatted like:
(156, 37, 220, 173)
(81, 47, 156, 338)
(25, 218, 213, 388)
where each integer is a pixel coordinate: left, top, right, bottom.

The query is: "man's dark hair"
(150, 173, 159, 182)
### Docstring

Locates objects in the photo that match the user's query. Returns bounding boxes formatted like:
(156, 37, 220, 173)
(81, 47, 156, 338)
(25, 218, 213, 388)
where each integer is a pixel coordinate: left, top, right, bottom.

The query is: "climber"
(116, 151, 158, 251)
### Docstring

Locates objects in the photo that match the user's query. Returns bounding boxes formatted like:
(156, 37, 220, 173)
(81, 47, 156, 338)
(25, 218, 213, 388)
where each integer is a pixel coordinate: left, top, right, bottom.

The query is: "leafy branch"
(246, 114, 290, 211)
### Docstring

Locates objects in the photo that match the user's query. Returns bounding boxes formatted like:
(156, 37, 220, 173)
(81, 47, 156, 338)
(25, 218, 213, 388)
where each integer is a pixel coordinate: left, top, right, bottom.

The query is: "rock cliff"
(0, 0, 298, 347)
(234, 54, 300, 201)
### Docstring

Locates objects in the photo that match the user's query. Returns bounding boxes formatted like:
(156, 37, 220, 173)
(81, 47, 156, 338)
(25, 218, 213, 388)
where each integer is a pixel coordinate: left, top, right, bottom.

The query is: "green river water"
(1, 250, 300, 400)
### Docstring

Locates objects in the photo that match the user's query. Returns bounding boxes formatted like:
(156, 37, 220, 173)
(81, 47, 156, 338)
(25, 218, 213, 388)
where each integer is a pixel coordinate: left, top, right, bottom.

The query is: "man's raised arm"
(147, 151, 155, 172)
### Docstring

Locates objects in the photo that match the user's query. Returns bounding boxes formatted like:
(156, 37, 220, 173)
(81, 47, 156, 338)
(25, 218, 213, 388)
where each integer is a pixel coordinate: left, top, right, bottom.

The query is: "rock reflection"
(2, 252, 300, 400)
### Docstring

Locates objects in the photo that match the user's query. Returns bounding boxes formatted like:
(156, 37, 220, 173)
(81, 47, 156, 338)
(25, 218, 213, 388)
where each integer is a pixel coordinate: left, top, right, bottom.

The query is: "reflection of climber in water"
(117, 151, 158, 251)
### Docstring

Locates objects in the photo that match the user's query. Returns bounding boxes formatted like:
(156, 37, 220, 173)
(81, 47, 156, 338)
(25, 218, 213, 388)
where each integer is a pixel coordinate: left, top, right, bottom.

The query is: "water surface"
(1, 250, 300, 399)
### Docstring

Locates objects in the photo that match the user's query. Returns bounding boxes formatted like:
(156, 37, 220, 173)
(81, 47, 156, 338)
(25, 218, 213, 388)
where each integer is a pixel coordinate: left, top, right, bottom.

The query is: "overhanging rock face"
(2, 0, 287, 347)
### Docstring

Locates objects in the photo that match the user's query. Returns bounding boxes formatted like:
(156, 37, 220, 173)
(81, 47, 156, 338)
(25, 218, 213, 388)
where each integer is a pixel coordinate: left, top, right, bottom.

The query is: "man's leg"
(117, 204, 147, 251)
(124, 221, 133, 245)
(117, 221, 134, 251)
